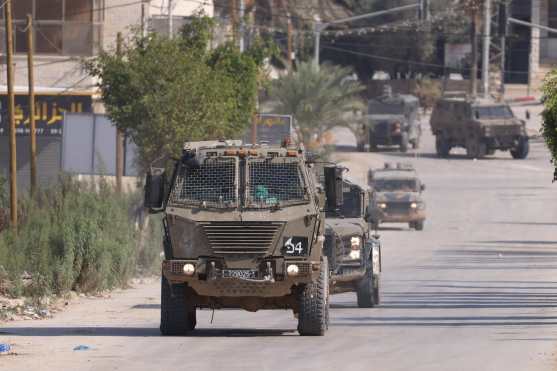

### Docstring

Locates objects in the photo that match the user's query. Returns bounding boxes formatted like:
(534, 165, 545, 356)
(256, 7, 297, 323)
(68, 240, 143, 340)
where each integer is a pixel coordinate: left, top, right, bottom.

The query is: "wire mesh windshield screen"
(169, 158, 237, 207)
(247, 158, 307, 208)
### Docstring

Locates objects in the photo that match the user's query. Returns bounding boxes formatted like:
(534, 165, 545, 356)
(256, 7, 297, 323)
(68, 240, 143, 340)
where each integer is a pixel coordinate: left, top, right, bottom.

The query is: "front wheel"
(410, 220, 424, 231)
(357, 270, 380, 308)
(160, 276, 196, 336)
(298, 257, 329, 336)
(511, 137, 529, 159)
(435, 136, 450, 158)
(400, 133, 409, 153)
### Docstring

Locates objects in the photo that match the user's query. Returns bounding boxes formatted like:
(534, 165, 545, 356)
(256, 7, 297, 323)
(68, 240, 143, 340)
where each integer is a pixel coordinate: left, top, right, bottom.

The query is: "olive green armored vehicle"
(322, 169, 382, 308)
(430, 98, 529, 159)
(145, 141, 340, 336)
(368, 163, 426, 231)
(359, 90, 421, 153)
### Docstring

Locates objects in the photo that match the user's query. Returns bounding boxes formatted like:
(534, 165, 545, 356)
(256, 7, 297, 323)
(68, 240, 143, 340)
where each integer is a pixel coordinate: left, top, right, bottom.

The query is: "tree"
(269, 61, 365, 148)
(542, 70, 557, 180)
(87, 14, 269, 171)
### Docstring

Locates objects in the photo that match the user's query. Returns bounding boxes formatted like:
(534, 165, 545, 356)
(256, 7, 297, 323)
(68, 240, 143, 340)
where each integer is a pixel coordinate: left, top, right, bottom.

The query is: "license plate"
(222, 269, 257, 280)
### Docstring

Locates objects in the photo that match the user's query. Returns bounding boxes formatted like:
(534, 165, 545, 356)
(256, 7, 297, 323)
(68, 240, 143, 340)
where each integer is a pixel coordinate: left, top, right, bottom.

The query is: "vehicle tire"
(368, 136, 378, 152)
(435, 136, 450, 158)
(357, 268, 380, 308)
(400, 133, 409, 153)
(160, 276, 196, 336)
(466, 139, 487, 159)
(414, 220, 424, 231)
(511, 137, 529, 159)
(298, 257, 329, 336)
(411, 136, 420, 149)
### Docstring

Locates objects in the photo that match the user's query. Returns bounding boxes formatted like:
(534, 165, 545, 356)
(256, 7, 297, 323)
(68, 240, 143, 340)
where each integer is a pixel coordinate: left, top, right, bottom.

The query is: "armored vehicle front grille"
(386, 202, 410, 214)
(489, 125, 521, 137)
(200, 221, 283, 255)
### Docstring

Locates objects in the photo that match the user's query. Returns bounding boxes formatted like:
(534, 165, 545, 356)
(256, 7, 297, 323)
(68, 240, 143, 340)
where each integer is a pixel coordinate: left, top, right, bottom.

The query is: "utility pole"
(230, 0, 238, 45)
(238, 0, 245, 52)
(4, 0, 17, 230)
(141, 1, 146, 37)
(26, 14, 37, 197)
(168, 0, 173, 38)
(116, 33, 124, 193)
(482, 0, 492, 98)
(314, 3, 421, 67)
(499, 1, 509, 98)
(470, 12, 479, 96)
(287, 14, 293, 70)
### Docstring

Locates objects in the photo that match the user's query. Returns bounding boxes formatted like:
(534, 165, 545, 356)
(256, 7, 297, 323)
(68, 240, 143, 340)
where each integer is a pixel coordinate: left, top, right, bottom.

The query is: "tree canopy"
(269, 61, 365, 149)
(87, 14, 271, 171)
(542, 70, 557, 180)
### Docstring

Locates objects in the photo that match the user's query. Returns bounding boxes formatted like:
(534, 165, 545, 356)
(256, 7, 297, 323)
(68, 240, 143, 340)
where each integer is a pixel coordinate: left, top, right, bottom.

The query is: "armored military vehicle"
(323, 170, 382, 308)
(145, 141, 340, 336)
(430, 98, 529, 159)
(368, 163, 426, 231)
(360, 89, 421, 153)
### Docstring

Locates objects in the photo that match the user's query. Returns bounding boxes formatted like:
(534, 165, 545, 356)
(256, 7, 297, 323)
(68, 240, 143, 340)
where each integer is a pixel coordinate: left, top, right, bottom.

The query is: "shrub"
(0, 176, 161, 299)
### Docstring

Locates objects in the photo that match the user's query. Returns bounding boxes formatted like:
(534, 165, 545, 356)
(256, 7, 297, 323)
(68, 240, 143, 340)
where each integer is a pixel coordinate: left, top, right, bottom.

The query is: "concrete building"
(529, 0, 557, 92)
(0, 0, 216, 188)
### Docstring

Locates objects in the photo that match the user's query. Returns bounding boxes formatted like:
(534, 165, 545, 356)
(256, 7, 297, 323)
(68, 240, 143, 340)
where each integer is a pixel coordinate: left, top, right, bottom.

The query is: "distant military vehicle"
(322, 170, 382, 308)
(430, 98, 529, 159)
(360, 89, 421, 153)
(145, 141, 342, 336)
(368, 163, 426, 231)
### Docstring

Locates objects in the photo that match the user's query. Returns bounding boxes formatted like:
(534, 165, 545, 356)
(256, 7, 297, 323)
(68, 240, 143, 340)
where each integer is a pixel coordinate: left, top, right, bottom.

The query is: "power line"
(322, 44, 530, 75)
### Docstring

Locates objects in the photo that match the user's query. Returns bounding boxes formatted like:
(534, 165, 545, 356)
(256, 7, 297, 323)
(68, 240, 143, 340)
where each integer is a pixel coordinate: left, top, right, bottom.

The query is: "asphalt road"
(2, 108, 557, 371)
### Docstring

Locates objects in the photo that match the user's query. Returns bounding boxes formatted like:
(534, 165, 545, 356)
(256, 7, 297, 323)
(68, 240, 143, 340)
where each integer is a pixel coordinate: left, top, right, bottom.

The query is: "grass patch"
(0, 175, 161, 299)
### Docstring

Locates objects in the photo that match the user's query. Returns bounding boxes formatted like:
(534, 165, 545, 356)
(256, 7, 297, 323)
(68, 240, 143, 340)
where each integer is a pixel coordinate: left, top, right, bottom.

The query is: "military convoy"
(322, 170, 382, 307)
(430, 98, 529, 159)
(145, 141, 345, 336)
(368, 163, 426, 231)
(359, 91, 421, 153)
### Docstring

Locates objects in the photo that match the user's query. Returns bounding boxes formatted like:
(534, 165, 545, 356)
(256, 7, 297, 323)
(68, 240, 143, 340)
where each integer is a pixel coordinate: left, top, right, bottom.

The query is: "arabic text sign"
(0, 94, 92, 136)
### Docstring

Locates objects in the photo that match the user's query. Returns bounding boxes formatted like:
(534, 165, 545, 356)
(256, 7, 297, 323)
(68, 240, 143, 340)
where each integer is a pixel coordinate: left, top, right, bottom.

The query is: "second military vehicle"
(430, 98, 529, 159)
(145, 141, 342, 336)
(323, 168, 382, 308)
(368, 163, 426, 231)
(360, 89, 421, 153)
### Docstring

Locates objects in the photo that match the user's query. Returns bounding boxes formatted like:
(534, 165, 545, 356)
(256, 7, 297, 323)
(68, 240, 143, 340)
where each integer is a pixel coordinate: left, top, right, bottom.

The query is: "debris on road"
(73, 345, 92, 351)
(0, 343, 11, 354)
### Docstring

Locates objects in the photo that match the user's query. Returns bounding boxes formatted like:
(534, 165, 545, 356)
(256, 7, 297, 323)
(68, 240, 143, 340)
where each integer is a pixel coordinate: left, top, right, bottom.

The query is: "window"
(550, 0, 557, 30)
(66, 0, 93, 22)
(13, 0, 32, 21)
(36, 0, 63, 21)
(8, 0, 101, 56)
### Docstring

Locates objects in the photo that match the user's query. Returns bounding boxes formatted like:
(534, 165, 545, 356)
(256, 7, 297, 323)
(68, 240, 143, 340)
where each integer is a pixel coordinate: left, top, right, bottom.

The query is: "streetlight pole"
(482, 0, 492, 98)
(313, 3, 422, 68)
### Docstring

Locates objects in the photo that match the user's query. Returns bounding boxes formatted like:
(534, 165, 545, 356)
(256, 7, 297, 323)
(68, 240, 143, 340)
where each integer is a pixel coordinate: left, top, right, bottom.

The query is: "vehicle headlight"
(349, 236, 362, 260)
(410, 202, 418, 209)
(350, 236, 362, 249)
(349, 249, 361, 260)
(378, 203, 387, 209)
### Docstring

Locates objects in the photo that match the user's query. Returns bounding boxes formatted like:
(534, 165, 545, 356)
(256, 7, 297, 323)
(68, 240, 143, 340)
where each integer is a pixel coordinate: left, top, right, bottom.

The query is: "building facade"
(530, 0, 557, 90)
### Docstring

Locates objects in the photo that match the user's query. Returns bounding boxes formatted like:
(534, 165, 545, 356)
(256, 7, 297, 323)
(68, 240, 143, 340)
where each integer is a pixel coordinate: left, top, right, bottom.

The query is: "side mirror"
(144, 168, 166, 213)
(421, 184, 426, 192)
(324, 166, 343, 212)
(474, 111, 480, 120)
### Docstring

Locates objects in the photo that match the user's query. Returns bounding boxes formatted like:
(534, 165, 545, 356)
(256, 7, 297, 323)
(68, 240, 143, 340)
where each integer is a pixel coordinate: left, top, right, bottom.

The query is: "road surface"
(2, 108, 557, 371)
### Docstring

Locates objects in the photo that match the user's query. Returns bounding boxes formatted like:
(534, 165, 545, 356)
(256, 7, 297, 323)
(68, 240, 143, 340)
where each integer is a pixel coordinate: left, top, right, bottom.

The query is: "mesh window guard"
(247, 159, 306, 208)
(170, 158, 237, 207)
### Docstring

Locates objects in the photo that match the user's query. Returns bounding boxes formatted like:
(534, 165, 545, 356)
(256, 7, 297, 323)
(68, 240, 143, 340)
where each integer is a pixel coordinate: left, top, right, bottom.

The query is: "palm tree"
(270, 61, 366, 148)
